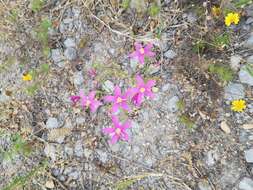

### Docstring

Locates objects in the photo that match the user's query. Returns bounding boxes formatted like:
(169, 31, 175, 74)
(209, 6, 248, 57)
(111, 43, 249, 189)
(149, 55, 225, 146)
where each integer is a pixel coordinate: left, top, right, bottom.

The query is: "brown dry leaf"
(48, 128, 71, 142)
(220, 121, 231, 134)
(242, 123, 253, 130)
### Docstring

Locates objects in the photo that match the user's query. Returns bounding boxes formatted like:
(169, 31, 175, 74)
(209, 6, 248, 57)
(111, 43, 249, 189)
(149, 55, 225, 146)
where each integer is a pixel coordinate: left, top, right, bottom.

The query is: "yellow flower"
(225, 13, 240, 26)
(231, 99, 246, 112)
(22, 73, 32, 81)
(212, 6, 221, 17)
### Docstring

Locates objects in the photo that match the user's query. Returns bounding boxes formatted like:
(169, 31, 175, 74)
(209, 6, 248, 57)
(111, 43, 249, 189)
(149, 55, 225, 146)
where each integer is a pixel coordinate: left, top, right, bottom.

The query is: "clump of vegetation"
(30, 0, 44, 12)
(0, 133, 31, 161)
(149, 3, 160, 17)
(212, 32, 230, 49)
(179, 114, 195, 129)
(208, 64, 234, 82)
(2, 160, 48, 190)
(245, 64, 253, 77)
(35, 18, 52, 57)
(192, 40, 207, 54)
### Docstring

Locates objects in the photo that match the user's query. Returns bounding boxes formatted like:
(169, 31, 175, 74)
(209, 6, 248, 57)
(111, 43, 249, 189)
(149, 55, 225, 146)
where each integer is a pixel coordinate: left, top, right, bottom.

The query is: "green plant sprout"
(208, 64, 234, 82)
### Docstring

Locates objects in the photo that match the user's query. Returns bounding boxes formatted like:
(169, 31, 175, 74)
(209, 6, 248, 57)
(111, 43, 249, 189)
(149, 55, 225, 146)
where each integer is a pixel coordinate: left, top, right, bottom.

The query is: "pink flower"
(70, 90, 102, 112)
(104, 86, 131, 113)
(102, 115, 131, 144)
(88, 68, 97, 78)
(129, 42, 155, 65)
(130, 75, 156, 106)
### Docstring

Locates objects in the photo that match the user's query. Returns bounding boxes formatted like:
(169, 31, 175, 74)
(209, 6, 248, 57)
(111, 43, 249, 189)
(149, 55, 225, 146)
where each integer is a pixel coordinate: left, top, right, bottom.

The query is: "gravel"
(64, 47, 77, 60)
(239, 66, 253, 86)
(244, 35, 253, 49)
(230, 55, 242, 71)
(164, 49, 177, 60)
(239, 177, 253, 190)
(167, 96, 179, 113)
(46, 117, 60, 129)
(245, 149, 253, 163)
(73, 72, 84, 86)
(224, 83, 245, 101)
(64, 38, 76, 48)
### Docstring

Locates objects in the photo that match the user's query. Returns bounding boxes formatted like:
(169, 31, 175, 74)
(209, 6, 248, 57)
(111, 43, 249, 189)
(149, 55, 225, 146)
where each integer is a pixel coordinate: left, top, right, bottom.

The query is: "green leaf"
(149, 4, 160, 17)
(30, 0, 44, 12)
(40, 63, 50, 73)
(26, 84, 39, 96)
(121, 0, 130, 9)
(233, 0, 252, 8)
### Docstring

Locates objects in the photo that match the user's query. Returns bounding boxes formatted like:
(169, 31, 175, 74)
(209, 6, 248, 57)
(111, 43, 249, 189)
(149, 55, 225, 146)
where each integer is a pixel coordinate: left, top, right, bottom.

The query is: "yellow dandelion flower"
(231, 99, 246, 112)
(225, 13, 240, 27)
(22, 73, 32, 81)
(212, 6, 221, 17)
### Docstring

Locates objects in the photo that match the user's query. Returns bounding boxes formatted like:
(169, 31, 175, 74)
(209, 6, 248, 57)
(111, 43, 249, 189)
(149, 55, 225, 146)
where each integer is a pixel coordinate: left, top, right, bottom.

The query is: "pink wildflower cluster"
(71, 42, 157, 144)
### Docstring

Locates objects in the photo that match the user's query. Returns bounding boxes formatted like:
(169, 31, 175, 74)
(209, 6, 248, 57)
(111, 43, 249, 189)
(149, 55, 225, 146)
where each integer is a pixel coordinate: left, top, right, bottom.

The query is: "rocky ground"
(0, 0, 253, 190)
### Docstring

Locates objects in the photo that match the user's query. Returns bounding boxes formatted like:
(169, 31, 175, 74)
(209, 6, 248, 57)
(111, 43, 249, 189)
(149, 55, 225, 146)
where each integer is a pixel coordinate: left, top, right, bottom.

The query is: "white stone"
(46, 117, 59, 129)
(230, 55, 242, 71)
(239, 66, 253, 86)
(245, 149, 253, 163)
(239, 177, 253, 190)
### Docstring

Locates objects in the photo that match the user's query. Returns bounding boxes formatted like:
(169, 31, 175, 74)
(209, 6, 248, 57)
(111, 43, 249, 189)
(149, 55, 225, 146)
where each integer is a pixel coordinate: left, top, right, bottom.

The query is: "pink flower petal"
(129, 51, 137, 58)
(104, 95, 114, 102)
(138, 55, 145, 65)
(134, 42, 143, 50)
(102, 127, 115, 134)
(123, 120, 131, 129)
(121, 102, 130, 111)
(110, 134, 120, 144)
(136, 75, 144, 86)
(146, 91, 155, 99)
(145, 43, 153, 50)
(111, 115, 119, 126)
(70, 96, 80, 104)
(145, 51, 155, 57)
(112, 103, 119, 113)
(114, 86, 121, 96)
(88, 91, 96, 99)
(146, 80, 156, 88)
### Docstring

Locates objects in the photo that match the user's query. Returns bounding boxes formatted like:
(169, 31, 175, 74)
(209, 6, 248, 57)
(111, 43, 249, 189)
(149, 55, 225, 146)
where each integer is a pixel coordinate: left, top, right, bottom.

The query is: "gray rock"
(167, 96, 179, 113)
(44, 144, 56, 161)
(64, 146, 73, 156)
(244, 35, 253, 49)
(247, 56, 253, 64)
(51, 49, 64, 63)
(246, 17, 253, 25)
(239, 177, 253, 190)
(46, 117, 59, 129)
(64, 47, 77, 60)
(102, 80, 114, 93)
(130, 58, 138, 70)
(73, 72, 84, 86)
(198, 180, 212, 190)
(224, 83, 245, 101)
(164, 50, 177, 60)
(230, 55, 242, 71)
(64, 38, 76, 48)
(74, 140, 83, 157)
(245, 149, 253, 163)
(96, 150, 108, 163)
(239, 66, 253, 86)
(187, 12, 197, 23)
(68, 170, 80, 180)
(205, 149, 219, 167)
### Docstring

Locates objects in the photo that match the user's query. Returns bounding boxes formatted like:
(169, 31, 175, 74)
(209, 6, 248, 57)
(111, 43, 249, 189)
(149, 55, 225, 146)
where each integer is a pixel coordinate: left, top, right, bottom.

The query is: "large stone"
(167, 96, 179, 113)
(239, 66, 253, 86)
(244, 35, 253, 49)
(164, 50, 177, 60)
(64, 47, 77, 60)
(245, 149, 253, 163)
(230, 55, 242, 71)
(64, 38, 76, 48)
(239, 177, 253, 190)
(51, 49, 64, 63)
(46, 117, 59, 129)
(247, 55, 253, 64)
(224, 83, 245, 101)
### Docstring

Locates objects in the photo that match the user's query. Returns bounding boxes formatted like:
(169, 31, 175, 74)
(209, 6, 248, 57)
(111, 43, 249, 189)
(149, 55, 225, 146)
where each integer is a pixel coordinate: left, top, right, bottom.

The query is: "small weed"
(121, 0, 131, 10)
(208, 64, 234, 82)
(0, 133, 32, 161)
(212, 32, 230, 49)
(192, 40, 207, 54)
(176, 99, 185, 111)
(149, 3, 160, 17)
(113, 173, 162, 190)
(30, 0, 44, 12)
(233, 0, 252, 8)
(2, 160, 48, 190)
(179, 114, 195, 129)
